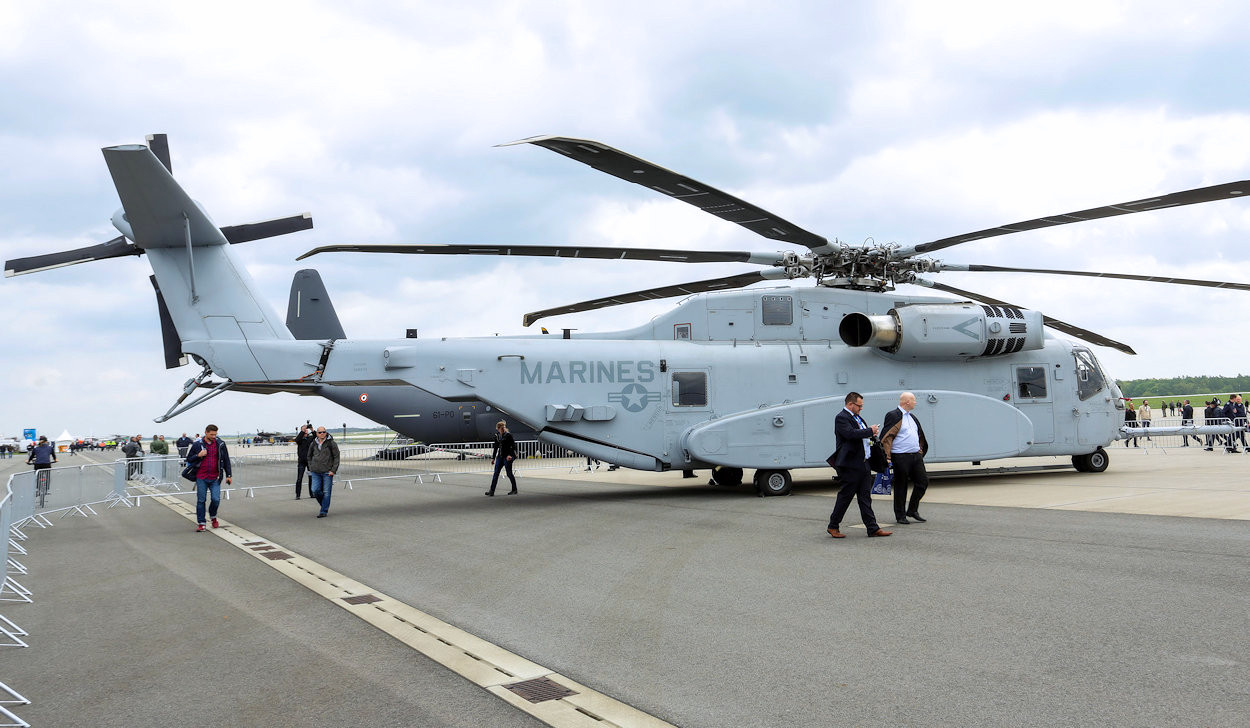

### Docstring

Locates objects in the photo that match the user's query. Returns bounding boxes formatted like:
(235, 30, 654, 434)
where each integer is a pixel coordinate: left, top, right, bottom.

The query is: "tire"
(1086, 446, 1109, 473)
(754, 469, 792, 497)
(1072, 447, 1109, 473)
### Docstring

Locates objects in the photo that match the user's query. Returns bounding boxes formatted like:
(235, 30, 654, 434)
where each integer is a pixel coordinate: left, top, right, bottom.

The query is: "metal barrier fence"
(1116, 416, 1247, 451)
(124, 441, 585, 504)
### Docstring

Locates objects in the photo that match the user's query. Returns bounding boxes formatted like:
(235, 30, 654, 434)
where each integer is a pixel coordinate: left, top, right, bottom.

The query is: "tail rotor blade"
(5, 236, 140, 277)
(221, 213, 314, 244)
(146, 133, 172, 174)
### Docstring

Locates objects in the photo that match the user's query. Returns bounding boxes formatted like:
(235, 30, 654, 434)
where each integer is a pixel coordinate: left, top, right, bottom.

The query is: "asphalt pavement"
(2, 448, 1248, 727)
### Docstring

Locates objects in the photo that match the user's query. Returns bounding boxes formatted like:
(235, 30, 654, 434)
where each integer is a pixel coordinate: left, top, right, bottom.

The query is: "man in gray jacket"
(307, 426, 341, 518)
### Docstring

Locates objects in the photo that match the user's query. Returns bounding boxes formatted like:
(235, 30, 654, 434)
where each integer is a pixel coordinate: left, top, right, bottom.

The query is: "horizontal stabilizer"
(222, 213, 314, 244)
(5, 235, 139, 277)
(102, 144, 227, 248)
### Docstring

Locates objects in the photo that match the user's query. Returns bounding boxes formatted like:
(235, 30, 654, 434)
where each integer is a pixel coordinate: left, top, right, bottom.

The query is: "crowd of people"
(1123, 394, 1248, 452)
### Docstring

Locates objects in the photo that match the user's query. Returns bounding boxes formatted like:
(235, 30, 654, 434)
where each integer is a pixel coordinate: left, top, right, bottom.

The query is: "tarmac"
(2, 444, 1249, 727)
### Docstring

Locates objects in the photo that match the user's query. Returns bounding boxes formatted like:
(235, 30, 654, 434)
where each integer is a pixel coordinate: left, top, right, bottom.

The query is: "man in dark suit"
(827, 392, 892, 539)
(1180, 399, 1195, 447)
(880, 391, 930, 524)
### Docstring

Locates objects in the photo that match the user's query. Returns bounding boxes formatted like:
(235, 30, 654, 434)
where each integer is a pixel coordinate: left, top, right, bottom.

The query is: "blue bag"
(871, 466, 893, 495)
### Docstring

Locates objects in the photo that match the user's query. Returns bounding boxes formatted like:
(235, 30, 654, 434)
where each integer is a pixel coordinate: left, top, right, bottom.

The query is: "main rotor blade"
(906, 180, 1249, 256)
(523, 269, 785, 327)
(222, 213, 314, 244)
(504, 136, 831, 253)
(939, 264, 1250, 292)
(5, 236, 140, 277)
(297, 242, 782, 266)
(912, 277, 1136, 355)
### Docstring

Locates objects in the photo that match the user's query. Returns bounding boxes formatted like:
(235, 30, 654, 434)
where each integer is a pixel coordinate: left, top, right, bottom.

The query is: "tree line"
(1116, 375, 1250, 398)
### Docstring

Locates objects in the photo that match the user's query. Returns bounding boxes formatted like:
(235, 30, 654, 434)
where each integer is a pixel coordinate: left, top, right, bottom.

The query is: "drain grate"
(261, 551, 293, 560)
(504, 676, 578, 703)
(341, 594, 382, 605)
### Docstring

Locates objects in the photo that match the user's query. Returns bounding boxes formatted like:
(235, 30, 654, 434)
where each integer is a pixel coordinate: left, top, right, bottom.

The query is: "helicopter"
(10, 135, 1250, 495)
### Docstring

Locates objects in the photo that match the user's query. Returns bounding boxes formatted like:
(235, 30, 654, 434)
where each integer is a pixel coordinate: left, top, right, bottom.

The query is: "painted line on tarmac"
(144, 489, 673, 728)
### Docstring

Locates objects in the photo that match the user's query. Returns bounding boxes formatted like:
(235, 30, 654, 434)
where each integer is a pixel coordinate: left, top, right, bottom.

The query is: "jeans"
(310, 471, 333, 514)
(196, 478, 222, 524)
(295, 461, 309, 497)
(488, 456, 516, 494)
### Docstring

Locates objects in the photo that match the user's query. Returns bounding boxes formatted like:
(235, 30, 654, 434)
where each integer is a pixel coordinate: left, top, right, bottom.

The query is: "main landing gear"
(753, 469, 793, 497)
(1072, 446, 1109, 473)
(706, 466, 794, 496)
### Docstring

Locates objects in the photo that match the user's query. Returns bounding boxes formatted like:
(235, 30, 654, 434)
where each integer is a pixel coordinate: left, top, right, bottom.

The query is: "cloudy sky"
(2, 0, 1249, 439)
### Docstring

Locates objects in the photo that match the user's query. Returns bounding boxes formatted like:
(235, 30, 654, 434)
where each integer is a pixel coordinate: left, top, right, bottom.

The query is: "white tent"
(54, 429, 75, 444)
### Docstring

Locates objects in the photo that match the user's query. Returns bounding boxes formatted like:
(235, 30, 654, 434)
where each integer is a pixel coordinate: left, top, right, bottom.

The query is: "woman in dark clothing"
(485, 420, 518, 496)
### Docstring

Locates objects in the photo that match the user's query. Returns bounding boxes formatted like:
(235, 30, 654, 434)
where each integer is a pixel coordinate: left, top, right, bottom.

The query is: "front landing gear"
(753, 469, 793, 496)
(1072, 447, 1109, 473)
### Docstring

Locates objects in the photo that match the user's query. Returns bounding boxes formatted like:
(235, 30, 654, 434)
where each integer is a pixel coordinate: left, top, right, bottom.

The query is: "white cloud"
(3, 0, 1250, 438)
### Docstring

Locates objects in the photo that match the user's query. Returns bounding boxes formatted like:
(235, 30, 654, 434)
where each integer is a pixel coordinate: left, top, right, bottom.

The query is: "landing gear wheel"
(709, 467, 743, 487)
(1072, 447, 1109, 473)
(753, 469, 793, 497)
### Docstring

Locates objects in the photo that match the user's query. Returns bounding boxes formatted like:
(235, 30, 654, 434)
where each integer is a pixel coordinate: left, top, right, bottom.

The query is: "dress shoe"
(907, 512, 927, 522)
(507, 490, 518, 495)
(827, 528, 846, 539)
(867, 529, 893, 537)
(895, 516, 911, 524)
(484, 491, 494, 496)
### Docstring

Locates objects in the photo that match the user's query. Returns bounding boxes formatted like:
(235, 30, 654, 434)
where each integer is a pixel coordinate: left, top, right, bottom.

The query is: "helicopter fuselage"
(283, 285, 1124, 473)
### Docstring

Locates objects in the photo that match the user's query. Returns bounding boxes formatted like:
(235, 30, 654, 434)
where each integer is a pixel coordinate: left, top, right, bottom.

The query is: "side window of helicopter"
(1016, 366, 1048, 399)
(672, 371, 708, 407)
(761, 295, 793, 325)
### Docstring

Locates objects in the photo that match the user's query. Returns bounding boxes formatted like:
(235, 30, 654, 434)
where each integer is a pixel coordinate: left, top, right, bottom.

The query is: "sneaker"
(317, 512, 327, 518)
(211, 517, 220, 529)
(196, 524, 206, 532)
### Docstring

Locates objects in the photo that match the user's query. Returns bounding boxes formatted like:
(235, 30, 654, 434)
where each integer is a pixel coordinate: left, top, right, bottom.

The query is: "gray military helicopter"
(4, 135, 530, 445)
(11, 135, 1250, 495)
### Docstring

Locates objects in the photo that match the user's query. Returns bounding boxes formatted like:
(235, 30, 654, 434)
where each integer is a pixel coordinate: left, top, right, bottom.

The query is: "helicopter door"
(1012, 364, 1055, 444)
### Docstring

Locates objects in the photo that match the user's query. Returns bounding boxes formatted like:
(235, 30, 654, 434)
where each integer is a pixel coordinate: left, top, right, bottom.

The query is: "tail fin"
(286, 269, 347, 340)
(5, 135, 323, 385)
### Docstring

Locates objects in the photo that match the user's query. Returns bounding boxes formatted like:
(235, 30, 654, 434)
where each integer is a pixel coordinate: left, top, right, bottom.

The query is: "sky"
(2, 0, 1249, 439)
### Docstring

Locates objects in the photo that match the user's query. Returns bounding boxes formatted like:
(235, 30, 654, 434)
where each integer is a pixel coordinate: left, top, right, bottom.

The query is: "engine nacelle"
(838, 303, 1044, 360)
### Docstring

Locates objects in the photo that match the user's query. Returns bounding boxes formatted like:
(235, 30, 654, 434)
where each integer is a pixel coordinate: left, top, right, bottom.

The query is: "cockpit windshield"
(1073, 347, 1108, 402)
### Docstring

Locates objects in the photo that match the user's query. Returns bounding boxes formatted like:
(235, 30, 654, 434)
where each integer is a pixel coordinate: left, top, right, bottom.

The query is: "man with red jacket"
(184, 425, 233, 532)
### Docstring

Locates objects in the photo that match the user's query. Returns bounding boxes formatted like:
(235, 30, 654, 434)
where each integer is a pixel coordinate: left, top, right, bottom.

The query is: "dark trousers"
(295, 461, 310, 497)
(828, 465, 878, 532)
(891, 451, 929, 517)
(488, 456, 517, 494)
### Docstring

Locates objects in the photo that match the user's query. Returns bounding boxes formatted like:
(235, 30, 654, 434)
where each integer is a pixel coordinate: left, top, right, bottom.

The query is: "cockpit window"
(1073, 348, 1107, 402)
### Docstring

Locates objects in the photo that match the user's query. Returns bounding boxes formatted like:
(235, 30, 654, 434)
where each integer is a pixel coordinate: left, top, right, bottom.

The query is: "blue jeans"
(196, 478, 221, 524)
(310, 471, 333, 514)
(488, 456, 516, 494)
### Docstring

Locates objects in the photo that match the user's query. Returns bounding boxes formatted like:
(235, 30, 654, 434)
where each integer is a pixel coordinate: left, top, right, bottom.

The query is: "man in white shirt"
(880, 392, 931, 524)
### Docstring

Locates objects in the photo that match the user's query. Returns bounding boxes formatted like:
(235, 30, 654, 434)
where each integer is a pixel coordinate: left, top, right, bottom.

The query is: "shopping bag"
(871, 466, 893, 495)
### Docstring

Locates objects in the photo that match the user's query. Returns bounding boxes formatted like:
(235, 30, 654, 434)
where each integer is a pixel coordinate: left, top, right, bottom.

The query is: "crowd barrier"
(1116, 416, 1247, 451)
(124, 441, 585, 504)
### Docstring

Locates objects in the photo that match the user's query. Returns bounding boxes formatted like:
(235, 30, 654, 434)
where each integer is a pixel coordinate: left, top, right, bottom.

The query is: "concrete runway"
(3, 447, 1248, 727)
